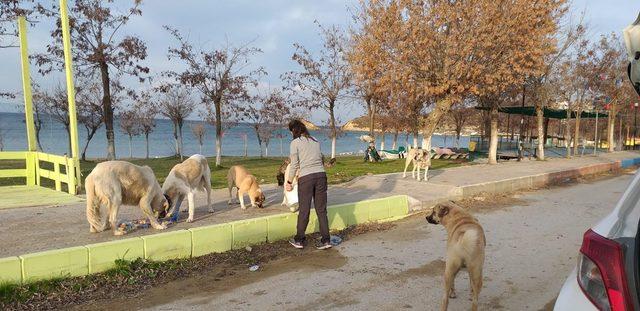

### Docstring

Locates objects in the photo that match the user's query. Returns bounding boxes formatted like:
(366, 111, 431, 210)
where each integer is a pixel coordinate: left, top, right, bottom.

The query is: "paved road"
(82, 172, 635, 311)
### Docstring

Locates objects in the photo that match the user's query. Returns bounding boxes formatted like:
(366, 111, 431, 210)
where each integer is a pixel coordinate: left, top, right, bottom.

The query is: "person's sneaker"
(289, 239, 304, 249)
(315, 241, 332, 250)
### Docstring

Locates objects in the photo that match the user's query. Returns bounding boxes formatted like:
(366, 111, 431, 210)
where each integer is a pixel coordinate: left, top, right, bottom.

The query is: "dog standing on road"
(402, 147, 431, 181)
(162, 154, 213, 222)
(85, 161, 170, 235)
(227, 165, 266, 209)
(425, 201, 486, 311)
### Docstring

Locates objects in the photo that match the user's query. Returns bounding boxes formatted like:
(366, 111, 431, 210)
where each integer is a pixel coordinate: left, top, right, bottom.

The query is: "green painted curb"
(266, 213, 298, 242)
(143, 230, 192, 261)
(388, 195, 410, 217)
(190, 223, 233, 257)
(1, 195, 409, 283)
(86, 237, 144, 273)
(232, 218, 268, 249)
(20, 246, 88, 282)
(0, 257, 22, 284)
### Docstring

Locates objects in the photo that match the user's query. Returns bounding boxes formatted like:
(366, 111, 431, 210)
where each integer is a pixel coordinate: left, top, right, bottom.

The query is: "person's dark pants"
(295, 172, 330, 244)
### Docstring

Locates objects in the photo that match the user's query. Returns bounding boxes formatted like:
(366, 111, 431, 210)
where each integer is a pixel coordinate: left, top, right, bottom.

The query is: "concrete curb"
(0, 195, 409, 284)
(408, 158, 639, 212)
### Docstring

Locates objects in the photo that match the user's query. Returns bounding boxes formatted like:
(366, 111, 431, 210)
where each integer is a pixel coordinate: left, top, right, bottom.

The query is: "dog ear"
(437, 205, 449, 218)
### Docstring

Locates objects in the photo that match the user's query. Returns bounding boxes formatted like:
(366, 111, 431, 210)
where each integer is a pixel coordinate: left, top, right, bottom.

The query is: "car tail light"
(578, 229, 634, 311)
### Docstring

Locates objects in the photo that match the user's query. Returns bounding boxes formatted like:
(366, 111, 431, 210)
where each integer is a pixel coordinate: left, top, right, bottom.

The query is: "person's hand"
(285, 183, 293, 192)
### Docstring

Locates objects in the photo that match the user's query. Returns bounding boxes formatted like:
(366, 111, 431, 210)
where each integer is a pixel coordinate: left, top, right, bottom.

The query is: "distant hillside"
(301, 119, 319, 130)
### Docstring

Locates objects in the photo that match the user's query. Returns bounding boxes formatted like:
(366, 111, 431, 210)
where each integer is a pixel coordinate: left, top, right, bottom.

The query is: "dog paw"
(153, 223, 168, 230)
(240, 206, 247, 210)
(449, 290, 457, 299)
(113, 230, 125, 236)
(208, 208, 215, 213)
(186, 218, 194, 223)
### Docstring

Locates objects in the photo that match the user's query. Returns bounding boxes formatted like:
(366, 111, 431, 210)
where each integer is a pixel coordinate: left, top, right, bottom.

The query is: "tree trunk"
(422, 98, 452, 152)
(367, 98, 375, 137)
(243, 135, 248, 157)
(128, 134, 133, 159)
(607, 111, 615, 152)
(488, 106, 499, 165)
(145, 132, 150, 159)
(172, 122, 179, 157)
(215, 101, 223, 166)
(380, 131, 386, 150)
(265, 141, 269, 157)
(617, 114, 623, 151)
(99, 61, 116, 160)
(564, 122, 571, 159)
(199, 143, 203, 154)
(81, 128, 97, 161)
(392, 131, 398, 150)
(280, 136, 284, 156)
(536, 104, 545, 160)
(178, 121, 184, 161)
(573, 112, 582, 156)
(413, 130, 418, 148)
(329, 103, 337, 159)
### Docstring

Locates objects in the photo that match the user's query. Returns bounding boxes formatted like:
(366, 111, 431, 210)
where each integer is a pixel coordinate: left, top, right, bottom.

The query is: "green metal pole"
(60, 0, 81, 193)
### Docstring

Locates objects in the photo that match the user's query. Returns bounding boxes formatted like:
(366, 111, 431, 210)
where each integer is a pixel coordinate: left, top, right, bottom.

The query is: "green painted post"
(18, 17, 37, 186)
(60, 0, 81, 194)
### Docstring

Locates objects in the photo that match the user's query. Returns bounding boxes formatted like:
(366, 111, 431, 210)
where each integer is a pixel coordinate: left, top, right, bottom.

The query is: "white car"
(554, 170, 640, 310)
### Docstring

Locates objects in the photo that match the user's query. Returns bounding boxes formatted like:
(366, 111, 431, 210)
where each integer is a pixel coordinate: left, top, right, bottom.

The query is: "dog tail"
(85, 175, 103, 232)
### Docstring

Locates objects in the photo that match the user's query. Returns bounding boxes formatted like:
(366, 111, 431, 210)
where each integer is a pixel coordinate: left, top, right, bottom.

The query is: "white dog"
(162, 154, 213, 223)
(281, 163, 299, 212)
(402, 147, 431, 181)
(85, 161, 170, 235)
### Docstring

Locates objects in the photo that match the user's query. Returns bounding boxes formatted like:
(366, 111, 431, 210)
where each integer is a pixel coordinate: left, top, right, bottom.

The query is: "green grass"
(0, 155, 467, 190)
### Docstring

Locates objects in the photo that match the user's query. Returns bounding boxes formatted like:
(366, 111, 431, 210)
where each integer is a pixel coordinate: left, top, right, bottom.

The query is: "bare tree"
(75, 79, 104, 160)
(190, 122, 206, 154)
(164, 26, 263, 166)
(35, 0, 149, 160)
(282, 23, 352, 160)
(245, 89, 290, 157)
(119, 108, 141, 159)
(157, 84, 194, 161)
(135, 100, 157, 159)
(35, 84, 72, 154)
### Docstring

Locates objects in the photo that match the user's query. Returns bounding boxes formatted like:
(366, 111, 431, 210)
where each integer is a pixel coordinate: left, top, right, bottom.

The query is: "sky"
(0, 0, 639, 124)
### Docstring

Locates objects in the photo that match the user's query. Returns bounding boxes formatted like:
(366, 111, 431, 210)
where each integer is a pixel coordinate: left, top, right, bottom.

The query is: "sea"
(0, 112, 470, 159)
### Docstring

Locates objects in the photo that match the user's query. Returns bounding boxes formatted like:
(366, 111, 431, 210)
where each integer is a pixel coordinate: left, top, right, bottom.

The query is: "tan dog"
(227, 165, 266, 209)
(425, 201, 486, 311)
(402, 147, 431, 181)
(85, 161, 170, 236)
(281, 163, 299, 212)
(162, 154, 213, 223)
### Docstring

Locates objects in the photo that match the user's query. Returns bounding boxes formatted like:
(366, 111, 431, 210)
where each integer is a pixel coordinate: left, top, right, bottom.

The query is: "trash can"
(469, 141, 477, 152)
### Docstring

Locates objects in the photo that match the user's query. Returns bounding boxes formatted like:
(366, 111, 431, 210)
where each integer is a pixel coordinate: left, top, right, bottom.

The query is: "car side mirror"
(624, 12, 640, 96)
